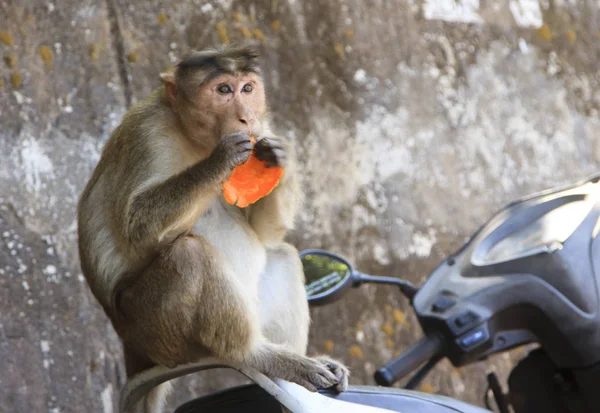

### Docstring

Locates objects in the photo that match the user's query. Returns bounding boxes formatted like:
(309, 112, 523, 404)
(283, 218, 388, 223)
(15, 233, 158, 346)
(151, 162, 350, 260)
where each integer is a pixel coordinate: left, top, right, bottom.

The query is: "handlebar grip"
(374, 334, 444, 387)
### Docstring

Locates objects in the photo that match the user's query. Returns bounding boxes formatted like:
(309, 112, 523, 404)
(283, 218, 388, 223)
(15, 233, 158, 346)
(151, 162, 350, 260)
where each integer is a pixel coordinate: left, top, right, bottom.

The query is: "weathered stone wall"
(1, 0, 599, 411)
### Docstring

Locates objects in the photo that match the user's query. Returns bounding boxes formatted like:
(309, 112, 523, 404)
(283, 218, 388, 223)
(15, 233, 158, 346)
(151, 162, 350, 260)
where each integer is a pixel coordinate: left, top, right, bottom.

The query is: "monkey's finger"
(328, 360, 349, 380)
(314, 366, 339, 385)
(226, 132, 252, 146)
(257, 137, 280, 146)
(294, 379, 318, 393)
(315, 357, 350, 392)
(235, 140, 254, 150)
(234, 146, 254, 158)
(257, 139, 287, 155)
(291, 358, 339, 391)
(255, 150, 278, 162)
(256, 151, 277, 162)
(257, 148, 287, 163)
(335, 378, 348, 392)
(238, 145, 253, 153)
(332, 367, 349, 392)
(260, 140, 284, 150)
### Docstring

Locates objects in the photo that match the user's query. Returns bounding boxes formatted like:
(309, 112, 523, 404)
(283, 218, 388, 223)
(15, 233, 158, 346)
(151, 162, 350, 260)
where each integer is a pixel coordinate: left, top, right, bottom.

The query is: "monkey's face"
(194, 72, 267, 145)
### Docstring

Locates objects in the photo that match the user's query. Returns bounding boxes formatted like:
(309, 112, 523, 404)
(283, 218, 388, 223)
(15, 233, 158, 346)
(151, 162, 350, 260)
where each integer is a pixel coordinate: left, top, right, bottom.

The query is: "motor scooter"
(120, 174, 600, 413)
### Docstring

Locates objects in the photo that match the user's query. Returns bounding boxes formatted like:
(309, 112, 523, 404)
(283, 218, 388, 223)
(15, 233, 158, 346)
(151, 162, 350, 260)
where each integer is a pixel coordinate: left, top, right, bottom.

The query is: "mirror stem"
(354, 273, 418, 301)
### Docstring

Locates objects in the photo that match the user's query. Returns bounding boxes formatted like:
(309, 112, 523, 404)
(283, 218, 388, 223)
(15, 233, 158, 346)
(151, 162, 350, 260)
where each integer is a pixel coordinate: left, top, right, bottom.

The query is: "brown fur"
(77, 45, 348, 413)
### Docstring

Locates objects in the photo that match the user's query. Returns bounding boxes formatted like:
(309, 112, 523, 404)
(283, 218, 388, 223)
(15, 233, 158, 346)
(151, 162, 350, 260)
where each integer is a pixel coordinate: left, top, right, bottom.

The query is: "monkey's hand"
(211, 132, 253, 172)
(314, 356, 350, 393)
(254, 137, 289, 168)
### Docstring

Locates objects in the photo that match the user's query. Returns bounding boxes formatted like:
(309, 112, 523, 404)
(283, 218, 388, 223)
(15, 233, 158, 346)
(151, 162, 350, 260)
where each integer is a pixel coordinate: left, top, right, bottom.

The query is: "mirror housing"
(300, 249, 357, 306)
(300, 249, 419, 305)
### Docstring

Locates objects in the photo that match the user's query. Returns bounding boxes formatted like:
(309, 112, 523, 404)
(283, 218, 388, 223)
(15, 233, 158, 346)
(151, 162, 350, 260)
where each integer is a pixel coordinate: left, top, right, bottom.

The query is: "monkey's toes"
(290, 358, 339, 392)
(316, 356, 350, 392)
(311, 365, 339, 388)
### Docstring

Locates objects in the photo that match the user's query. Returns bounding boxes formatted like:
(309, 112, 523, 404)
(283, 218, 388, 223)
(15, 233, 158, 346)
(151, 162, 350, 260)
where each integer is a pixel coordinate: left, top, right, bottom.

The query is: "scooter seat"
(321, 385, 492, 413)
(119, 359, 491, 413)
(174, 383, 492, 413)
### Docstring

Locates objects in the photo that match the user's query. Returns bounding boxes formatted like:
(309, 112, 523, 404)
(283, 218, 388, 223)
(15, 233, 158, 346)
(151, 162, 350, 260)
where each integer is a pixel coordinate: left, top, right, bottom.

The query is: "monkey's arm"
(126, 164, 218, 246)
(249, 139, 302, 245)
(126, 133, 252, 247)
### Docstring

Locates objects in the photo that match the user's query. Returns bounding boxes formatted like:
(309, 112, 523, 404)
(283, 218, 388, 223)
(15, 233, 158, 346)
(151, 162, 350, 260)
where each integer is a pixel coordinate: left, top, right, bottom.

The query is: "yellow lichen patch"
(4, 51, 18, 69)
(393, 309, 405, 324)
(419, 383, 435, 393)
(355, 322, 363, 331)
(384, 304, 392, 313)
(386, 338, 394, 349)
(344, 29, 354, 40)
(334, 42, 345, 58)
(537, 23, 552, 41)
(253, 28, 265, 42)
(271, 20, 281, 32)
(233, 12, 243, 23)
(216, 22, 229, 44)
(393, 349, 401, 358)
(0, 31, 14, 47)
(88, 44, 101, 62)
(10, 72, 22, 88)
(240, 26, 252, 38)
(0, 78, 5, 88)
(157, 12, 169, 25)
(39, 45, 54, 69)
(127, 51, 139, 63)
(382, 323, 394, 337)
(324, 340, 334, 352)
(566, 30, 577, 42)
(349, 345, 363, 359)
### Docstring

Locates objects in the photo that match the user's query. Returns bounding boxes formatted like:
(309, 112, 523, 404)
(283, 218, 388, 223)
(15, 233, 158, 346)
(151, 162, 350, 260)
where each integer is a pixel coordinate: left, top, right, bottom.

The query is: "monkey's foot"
(277, 356, 342, 393)
(314, 356, 349, 393)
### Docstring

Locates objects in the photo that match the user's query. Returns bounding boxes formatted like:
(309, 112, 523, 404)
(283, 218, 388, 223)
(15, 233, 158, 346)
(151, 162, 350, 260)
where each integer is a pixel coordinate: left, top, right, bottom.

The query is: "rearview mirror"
(300, 249, 356, 306)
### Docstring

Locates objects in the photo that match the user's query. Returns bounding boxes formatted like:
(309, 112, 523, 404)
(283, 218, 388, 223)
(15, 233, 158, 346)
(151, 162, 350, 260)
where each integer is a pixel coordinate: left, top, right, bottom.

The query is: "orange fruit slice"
(222, 137, 284, 208)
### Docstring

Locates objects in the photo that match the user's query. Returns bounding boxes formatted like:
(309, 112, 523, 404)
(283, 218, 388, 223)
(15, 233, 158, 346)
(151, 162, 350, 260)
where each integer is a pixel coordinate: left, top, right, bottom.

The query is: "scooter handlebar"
(374, 334, 444, 387)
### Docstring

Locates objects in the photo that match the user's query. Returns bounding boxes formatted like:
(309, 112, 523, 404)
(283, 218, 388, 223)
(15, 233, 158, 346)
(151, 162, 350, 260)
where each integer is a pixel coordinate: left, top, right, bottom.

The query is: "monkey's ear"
(160, 71, 178, 105)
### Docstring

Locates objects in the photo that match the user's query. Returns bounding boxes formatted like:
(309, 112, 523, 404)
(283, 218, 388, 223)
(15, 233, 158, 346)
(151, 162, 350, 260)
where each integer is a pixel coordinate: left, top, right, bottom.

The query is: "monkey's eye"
(242, 83, 253, 93)
(217, 84, 233, 94)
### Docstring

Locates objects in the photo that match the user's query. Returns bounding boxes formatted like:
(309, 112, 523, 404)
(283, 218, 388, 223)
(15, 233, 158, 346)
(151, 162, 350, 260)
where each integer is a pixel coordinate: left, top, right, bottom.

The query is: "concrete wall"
(0, 0, 599, 411)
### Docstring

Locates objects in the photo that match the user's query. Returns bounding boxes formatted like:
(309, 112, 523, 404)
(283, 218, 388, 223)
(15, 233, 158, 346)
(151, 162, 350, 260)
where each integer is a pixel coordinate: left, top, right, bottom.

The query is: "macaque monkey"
(77, 45, 349, 412)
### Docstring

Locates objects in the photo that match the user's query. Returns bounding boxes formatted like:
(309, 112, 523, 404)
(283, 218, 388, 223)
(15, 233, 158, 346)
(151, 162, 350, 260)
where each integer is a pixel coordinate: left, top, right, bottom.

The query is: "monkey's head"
(161, 45, 267, 148)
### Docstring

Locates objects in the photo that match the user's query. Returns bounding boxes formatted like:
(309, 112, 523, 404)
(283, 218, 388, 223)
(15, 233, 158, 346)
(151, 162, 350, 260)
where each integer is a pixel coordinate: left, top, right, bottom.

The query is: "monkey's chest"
(191, 200, 267, 286)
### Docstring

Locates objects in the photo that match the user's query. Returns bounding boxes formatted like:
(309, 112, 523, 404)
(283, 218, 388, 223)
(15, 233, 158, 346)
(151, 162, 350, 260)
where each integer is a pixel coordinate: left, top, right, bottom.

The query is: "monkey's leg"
(259, 243, 350, 392)
(259, 243, 309, 354)
(116, 235, 343, 393)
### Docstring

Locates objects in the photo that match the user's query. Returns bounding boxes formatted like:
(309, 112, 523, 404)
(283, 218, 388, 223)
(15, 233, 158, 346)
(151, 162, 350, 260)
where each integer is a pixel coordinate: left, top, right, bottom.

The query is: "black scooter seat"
(174, 383, 492, 413)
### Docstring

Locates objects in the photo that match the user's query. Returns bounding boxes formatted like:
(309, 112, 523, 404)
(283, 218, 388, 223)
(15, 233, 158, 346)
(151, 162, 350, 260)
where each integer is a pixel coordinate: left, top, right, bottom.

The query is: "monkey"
(76, 45, 349, 413)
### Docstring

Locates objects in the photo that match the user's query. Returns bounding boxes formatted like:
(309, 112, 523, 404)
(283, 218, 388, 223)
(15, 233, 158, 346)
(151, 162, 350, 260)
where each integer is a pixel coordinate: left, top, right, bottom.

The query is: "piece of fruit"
(222, 137, 284, 208)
